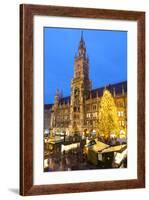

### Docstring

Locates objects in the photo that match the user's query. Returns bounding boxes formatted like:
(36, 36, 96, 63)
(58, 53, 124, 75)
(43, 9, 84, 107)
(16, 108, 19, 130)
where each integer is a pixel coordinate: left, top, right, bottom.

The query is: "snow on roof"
(101, 144, 127, 153)
(91, 141, 109, 152)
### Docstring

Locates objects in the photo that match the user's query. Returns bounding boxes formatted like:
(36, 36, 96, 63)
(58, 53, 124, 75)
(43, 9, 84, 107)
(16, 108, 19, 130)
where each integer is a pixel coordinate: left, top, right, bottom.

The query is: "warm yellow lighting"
(98, 89, 120, 139)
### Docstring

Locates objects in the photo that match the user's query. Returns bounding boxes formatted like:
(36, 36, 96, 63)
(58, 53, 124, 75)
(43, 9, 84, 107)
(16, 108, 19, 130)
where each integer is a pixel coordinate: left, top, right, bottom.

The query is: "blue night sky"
(44, 27, 127, 104)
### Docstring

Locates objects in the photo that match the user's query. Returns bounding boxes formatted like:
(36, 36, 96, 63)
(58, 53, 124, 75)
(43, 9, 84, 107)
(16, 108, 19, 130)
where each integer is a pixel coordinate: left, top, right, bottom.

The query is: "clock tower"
(69, 32, 92, 134)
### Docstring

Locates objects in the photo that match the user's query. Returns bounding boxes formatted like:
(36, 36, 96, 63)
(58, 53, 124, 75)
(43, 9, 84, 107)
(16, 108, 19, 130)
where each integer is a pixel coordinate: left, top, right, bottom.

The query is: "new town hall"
(44, 33, 127, 135)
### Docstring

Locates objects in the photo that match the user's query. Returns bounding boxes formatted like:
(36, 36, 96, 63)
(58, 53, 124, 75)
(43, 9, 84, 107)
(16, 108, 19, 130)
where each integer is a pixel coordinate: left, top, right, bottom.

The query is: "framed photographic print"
(20, 4, 145, 196)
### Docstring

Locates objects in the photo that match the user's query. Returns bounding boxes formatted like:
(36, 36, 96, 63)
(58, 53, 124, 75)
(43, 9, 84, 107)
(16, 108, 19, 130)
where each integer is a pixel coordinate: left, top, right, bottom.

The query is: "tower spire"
(78, 31, 86, 57)
(80, 30, 85, 46)
(54, 89, 59, 104)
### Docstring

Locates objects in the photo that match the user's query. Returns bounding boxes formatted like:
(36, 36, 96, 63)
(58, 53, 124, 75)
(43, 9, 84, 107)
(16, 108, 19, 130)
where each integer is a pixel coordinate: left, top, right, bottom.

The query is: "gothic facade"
(45, 33, 127, 135)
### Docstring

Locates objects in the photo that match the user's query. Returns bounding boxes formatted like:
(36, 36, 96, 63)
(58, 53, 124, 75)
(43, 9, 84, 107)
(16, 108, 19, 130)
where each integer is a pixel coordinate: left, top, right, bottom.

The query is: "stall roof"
(101, 144, 127, 153)
(91, 141, 109, 152)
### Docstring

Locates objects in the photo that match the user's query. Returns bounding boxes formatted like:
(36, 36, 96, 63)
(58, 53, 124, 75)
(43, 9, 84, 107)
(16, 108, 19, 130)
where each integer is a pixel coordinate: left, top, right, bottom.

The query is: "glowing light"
(98, 89, 120, 139)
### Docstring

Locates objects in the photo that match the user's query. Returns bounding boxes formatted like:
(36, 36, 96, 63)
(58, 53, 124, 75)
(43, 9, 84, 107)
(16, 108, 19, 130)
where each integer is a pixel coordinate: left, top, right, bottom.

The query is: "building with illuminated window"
(44, 33, 127, 135)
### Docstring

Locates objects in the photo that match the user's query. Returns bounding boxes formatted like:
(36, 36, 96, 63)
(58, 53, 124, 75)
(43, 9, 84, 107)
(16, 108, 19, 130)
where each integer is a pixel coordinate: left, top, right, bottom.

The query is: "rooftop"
(44, 80, 127, 108)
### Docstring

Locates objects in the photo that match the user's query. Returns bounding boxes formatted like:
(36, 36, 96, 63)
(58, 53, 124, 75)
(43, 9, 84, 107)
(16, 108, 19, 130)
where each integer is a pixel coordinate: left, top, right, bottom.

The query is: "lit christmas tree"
(98, 89, 120, 139)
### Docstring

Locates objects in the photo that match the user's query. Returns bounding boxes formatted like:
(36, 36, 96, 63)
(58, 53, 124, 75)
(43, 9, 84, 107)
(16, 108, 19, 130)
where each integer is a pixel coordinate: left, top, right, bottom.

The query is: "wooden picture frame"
(20, 4, 145, 196)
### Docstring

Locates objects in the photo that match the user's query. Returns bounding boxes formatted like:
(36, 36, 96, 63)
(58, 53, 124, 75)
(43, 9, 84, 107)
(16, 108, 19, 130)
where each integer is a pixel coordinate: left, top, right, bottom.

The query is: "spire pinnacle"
(54, 88, 59, 104)
(78, 31, 86, 57)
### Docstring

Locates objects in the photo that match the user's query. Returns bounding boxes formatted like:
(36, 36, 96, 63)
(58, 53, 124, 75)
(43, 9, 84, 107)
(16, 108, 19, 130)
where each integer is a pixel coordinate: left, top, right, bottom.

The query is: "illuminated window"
(121, 111, 124, 116)
(86, 113, 90, 118)
(93, 121, 96, 126)
(118, 111, 124, 117)
(93, 104, 97, 111)
(92, 112, 97, 118)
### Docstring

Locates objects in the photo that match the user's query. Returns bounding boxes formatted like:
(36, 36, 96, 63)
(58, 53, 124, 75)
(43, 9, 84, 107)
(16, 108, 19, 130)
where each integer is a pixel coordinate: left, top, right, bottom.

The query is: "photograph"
(44, 28, 127, 172)
(20, 4, 145, 195)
